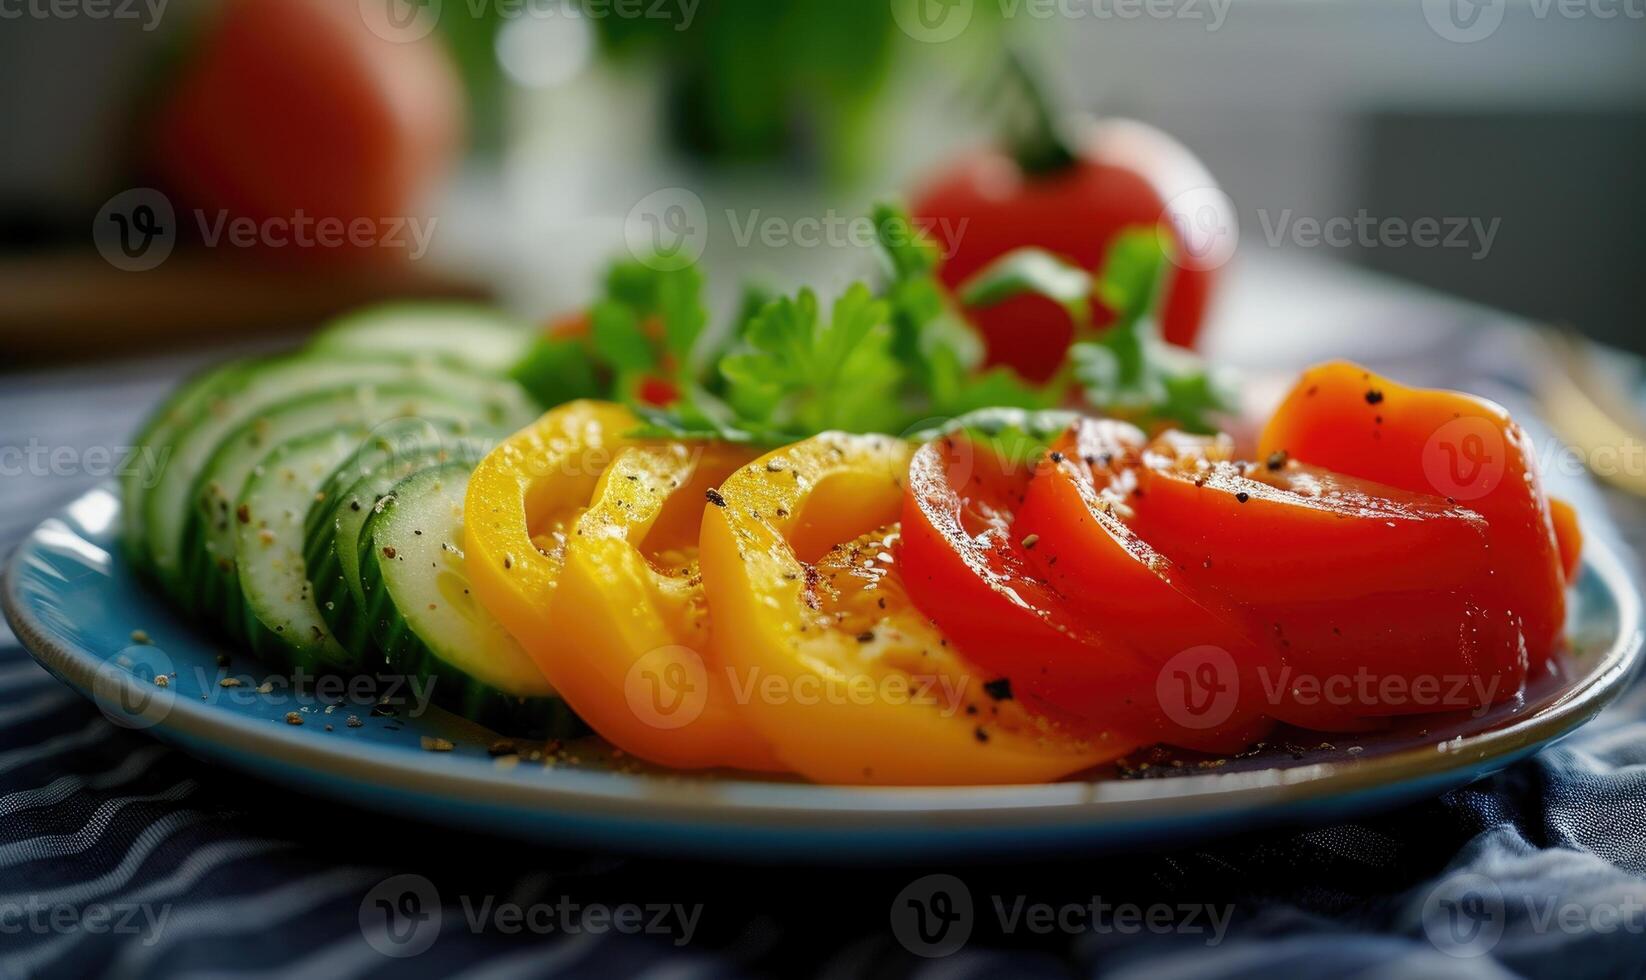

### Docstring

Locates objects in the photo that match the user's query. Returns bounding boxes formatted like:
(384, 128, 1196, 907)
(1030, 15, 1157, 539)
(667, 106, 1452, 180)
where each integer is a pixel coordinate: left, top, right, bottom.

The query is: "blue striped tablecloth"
(5, 317, 1646, 979)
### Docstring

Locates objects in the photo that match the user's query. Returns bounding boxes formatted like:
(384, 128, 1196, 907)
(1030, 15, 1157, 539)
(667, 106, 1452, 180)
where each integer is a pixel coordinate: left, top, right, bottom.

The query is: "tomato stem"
(999, 48, 1079, 177)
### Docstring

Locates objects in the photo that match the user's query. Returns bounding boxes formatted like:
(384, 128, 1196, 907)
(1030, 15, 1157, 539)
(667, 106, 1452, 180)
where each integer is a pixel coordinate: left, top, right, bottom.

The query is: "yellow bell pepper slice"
(463, 400, 638, 683)
(549, 443, 784, 771)
(699, 433, 1124, 785)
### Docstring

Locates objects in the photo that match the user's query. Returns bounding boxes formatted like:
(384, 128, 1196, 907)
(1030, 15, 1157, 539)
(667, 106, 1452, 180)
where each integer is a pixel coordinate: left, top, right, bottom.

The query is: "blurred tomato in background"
(150, 0, 464, 264)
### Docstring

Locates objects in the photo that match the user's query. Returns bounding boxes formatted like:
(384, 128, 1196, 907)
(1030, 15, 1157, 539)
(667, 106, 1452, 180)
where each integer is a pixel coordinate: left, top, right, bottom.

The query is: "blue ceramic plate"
(5, 485, 1641, 861)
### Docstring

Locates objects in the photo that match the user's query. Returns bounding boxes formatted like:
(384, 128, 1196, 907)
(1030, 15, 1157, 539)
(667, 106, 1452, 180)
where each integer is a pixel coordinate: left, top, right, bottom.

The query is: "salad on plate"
(115, 207, 1582, 786)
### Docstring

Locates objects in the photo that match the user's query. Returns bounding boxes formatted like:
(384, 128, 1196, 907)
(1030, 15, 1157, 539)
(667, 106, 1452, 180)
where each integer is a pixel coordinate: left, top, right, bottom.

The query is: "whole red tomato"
(150, 0, 463, 264)
(913, 119, 1231, 382)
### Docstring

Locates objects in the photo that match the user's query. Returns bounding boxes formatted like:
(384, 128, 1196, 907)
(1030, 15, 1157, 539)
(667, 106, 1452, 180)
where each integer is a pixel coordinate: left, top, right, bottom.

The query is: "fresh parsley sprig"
(956, 229, 1236, 433)
(630, 205, 1055, 445)
(510, 260, 709, 409)
(720, 284, 906, 438)
(873, 206, 1056, 418)
(513, 204, 1232, 448)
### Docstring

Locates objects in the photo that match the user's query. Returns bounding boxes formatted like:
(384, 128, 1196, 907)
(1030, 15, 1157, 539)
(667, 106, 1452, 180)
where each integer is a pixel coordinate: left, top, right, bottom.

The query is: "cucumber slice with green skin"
(309, 304, 535, 375)
(303, 425, 493, 660)
(181, 383, 511, 631)
(147, 353, 535, 596)
(301, 416, 493, 553)
(359, 462, 581, 737)
(121, 358, 258, 578)
(233, 427, 376, 672)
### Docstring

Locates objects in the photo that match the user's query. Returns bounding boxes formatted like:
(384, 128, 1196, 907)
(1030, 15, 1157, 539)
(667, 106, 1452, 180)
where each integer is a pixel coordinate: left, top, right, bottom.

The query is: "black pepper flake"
(1049, 451, 1065, 463)
(974, 727, 990, 743)
(1235, 492, 1250, 504)
(856, 631, 875, 643)
(984, 678, 1014, 701)
(382, 546, 396, 559)
(1265, 451, 1288, 471)
(1365, 389, 1385, 405)
(705, 489, 727, 507)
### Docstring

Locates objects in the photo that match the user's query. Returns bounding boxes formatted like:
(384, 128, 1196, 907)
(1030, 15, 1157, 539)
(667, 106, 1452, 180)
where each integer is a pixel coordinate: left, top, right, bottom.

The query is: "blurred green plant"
(440, 0, 1002, 173)
(435, 5, 509, 153)
(601, 0, 906, 175)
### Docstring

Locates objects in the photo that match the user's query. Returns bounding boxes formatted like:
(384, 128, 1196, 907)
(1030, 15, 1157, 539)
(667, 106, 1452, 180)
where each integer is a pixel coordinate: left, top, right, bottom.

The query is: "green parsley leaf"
(508, 336, 603, 407)
(957, 247, 1094, 330)
(630, 385, 756, 443)
(589, 300, 657, 373)
(602, 259, 709, 369)
(511, 257, 713, 408)
(872, 204, 1052, 416)
(909, 407, 1081, 465)
(719, 284, 904, 439)
(1068, 229, 1235, 433)
(872, 202, 941, 281)
(1092, 228, 1167, 324)
(946, 229, 1236, 433)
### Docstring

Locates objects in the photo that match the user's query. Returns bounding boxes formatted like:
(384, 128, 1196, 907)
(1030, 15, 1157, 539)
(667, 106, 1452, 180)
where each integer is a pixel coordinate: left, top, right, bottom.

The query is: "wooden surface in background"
(0, 249, 490, 363)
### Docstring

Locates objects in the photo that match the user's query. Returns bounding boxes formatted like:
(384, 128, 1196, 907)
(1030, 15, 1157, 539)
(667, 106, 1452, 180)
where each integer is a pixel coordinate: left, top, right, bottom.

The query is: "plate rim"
(4, 485, 1641, 834)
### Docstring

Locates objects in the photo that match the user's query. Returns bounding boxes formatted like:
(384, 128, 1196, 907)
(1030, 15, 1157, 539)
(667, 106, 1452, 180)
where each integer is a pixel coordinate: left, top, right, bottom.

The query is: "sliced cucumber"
(121, 357, 258, 577)
(181, 382, 515, 631)
(309, 304, 535, 375)
(233, 428, 374, 671)
(147, 354, 535, 595)
(304, 421, 494, 659)
(302, 416, 491, 553)
(359, 462, 580, 737)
